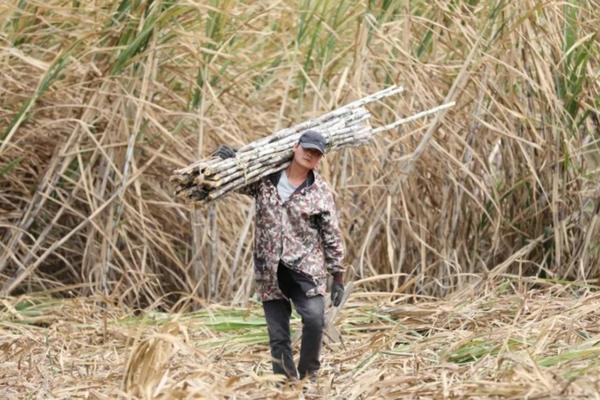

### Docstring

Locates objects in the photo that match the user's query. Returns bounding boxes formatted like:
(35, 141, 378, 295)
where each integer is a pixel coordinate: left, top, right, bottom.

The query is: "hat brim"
(300, 143, 324, 154)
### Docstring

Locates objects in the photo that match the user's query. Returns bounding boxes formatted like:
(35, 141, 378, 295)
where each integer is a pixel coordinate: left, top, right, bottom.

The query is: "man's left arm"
(320, 191, 345, 305)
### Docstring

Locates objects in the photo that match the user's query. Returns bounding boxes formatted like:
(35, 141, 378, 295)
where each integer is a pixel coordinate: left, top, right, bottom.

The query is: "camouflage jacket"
(239, 170, 344, 301)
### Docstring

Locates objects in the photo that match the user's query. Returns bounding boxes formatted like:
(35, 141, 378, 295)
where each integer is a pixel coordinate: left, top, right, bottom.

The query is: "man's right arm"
(213, 145, 259, 198)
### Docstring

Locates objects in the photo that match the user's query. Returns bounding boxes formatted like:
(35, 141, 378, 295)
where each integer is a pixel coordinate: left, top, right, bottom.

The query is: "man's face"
(292, 144, 323, 170)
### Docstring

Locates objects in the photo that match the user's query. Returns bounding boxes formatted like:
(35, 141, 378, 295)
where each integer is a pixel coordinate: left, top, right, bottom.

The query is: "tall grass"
(0, 0, 598, 307)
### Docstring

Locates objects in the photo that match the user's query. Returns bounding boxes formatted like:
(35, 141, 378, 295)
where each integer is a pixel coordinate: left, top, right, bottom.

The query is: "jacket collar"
(269, 169, 316, 194)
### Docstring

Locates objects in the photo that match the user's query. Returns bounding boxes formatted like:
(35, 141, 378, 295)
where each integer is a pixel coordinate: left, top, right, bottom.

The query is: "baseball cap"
(298, 130, 326, 154)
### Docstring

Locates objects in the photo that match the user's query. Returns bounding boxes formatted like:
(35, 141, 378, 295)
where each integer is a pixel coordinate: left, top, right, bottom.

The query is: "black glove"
(331, 282, 344, 307)
(213, 145, 237, 159)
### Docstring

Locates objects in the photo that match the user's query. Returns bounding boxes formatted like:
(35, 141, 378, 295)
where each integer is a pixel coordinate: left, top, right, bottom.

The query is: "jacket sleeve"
(320, 190, 345, 275)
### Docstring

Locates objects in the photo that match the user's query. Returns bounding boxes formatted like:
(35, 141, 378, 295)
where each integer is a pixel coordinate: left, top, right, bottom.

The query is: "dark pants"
(263, 263, 324, 379)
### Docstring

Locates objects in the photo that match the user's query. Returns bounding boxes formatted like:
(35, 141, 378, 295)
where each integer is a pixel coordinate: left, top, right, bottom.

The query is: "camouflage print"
(238, 170, 344, 301)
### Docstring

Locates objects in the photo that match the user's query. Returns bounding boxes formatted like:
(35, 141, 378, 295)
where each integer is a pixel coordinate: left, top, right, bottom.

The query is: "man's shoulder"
(266, 171, 282, 187)
(251, 173, 280, 200)
(311, 170, 329, 187)
(310, 171, 336, 199)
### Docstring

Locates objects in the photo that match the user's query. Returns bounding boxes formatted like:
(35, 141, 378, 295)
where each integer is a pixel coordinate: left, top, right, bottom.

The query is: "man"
(215, 130, 345, 381)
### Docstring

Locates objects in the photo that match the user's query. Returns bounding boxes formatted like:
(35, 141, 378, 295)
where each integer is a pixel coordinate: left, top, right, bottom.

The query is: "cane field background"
(1, 0, 599, 398)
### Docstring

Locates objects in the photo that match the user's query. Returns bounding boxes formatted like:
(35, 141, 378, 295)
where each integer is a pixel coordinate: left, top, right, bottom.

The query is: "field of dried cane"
(1, 0, 598, 303)
(1, 1, 599, 398)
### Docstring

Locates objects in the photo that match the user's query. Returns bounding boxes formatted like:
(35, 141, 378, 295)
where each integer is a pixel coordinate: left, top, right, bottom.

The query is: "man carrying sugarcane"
(215, 130, 345, 381)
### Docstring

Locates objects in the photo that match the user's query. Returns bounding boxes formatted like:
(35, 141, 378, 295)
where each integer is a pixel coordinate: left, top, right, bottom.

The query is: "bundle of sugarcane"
(171, 85, 454, 202)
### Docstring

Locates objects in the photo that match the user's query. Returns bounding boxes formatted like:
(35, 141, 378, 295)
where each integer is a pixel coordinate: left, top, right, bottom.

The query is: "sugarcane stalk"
(172, 85, 455, 203)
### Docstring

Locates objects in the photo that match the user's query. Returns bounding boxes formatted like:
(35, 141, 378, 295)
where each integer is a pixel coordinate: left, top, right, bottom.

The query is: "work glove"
(213, 145, 237, 159)
(331, 273, 344, 307)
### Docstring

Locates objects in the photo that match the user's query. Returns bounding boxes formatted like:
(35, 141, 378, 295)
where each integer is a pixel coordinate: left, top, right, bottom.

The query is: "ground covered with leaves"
(2, 280, 600, 399)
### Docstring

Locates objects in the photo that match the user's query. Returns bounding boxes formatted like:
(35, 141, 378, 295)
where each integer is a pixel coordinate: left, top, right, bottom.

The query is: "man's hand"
(213, 145, 237, 159)
(331, 281, 344, 307)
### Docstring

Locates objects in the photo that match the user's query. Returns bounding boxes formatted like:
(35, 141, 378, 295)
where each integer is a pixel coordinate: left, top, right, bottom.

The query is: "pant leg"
(293, 294, 324, 378)
(278, 266, 325, 378)
(263, 299, 298, 379)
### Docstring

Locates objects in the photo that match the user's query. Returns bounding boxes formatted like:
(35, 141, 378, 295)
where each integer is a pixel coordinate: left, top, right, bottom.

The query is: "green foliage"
(367, 0, 403, 23)
(189, 0, 234, 110)
(1, 51, 71, 144)
(447, 337, 524, 364)
(556, 1, 596, 126)
(0, 157, 22, 178)
(539, 346, 600, 368)
(1, 297, 62, 325)
(6, 0, 34, 46)
(111, 0, 178, 75)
